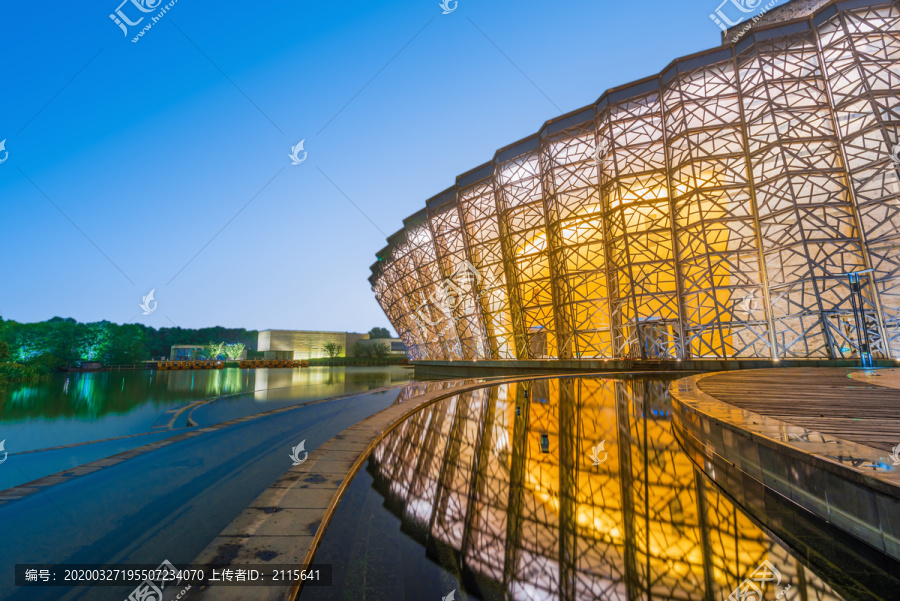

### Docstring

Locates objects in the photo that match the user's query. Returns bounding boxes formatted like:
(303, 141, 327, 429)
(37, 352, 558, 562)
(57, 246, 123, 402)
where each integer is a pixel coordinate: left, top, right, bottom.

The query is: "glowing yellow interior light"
(517, 233, 547, 256)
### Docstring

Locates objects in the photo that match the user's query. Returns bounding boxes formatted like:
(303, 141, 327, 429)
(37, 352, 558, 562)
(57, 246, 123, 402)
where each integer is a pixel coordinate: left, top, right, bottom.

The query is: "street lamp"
(838, 269, 875, 370)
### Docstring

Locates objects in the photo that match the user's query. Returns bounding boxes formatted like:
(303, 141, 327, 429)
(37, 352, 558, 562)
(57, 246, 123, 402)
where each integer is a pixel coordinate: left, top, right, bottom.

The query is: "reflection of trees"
(2, 369, 243, 421)
(367, 378, 845, 600)
(0, 367, 415, 422)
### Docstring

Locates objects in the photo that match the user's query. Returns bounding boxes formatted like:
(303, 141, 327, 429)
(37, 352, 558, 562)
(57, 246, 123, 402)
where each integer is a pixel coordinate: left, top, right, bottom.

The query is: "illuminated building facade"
(369, 0, 900, 362)
(258, 329, 370, 359)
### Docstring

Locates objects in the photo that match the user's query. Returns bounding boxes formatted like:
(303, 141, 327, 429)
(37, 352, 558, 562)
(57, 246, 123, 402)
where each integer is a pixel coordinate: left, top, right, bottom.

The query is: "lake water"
(0, 366, 411, 492)
(302, 376, 897, 601)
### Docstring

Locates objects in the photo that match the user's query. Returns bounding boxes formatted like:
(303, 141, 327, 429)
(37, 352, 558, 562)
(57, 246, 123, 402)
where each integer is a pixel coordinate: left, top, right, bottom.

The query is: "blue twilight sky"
(0, 0, 767, 334)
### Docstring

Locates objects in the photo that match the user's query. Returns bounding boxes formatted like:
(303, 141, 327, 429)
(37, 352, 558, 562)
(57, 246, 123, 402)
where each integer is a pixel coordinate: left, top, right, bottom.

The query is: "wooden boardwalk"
(696, 367, 900, 452)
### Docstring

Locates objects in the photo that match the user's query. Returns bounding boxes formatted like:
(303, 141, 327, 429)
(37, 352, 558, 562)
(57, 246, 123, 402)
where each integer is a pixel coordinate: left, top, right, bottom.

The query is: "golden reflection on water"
(369, 378, 845, 601)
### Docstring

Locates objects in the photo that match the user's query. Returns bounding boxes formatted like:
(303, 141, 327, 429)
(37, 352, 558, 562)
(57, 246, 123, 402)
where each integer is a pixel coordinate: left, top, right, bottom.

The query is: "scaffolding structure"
(370, 0, 900, 362)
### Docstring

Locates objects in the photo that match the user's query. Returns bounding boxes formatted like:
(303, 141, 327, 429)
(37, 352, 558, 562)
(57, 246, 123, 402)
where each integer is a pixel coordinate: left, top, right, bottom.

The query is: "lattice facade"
(370, 0, 900, 362)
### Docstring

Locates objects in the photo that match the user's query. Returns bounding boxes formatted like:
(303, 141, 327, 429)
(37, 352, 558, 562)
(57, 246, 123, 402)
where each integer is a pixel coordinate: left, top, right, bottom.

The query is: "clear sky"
(0, 0, 770, 334)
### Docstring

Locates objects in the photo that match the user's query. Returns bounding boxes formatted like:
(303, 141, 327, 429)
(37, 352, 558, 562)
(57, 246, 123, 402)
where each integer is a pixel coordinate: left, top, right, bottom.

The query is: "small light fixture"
(515, 405, 521, 416)
(540, 433, 550, 454)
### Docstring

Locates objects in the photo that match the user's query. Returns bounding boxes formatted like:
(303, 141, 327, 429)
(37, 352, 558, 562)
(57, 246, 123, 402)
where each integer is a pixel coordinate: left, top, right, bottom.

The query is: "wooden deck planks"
(696, 368, 900, 452)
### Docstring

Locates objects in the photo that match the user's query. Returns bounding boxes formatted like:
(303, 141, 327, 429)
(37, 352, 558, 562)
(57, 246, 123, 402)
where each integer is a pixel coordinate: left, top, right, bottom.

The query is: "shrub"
(0, 362, 44, 383)
(372, 342, 390, 359)
(25, 353, 64, 371)
(352, 341, 373, 358)
(321, 342, 343, 358)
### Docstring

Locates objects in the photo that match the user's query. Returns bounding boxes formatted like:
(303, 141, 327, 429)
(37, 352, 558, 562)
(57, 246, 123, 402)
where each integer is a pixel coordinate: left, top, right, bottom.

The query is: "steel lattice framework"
(370, 0, 900, 362)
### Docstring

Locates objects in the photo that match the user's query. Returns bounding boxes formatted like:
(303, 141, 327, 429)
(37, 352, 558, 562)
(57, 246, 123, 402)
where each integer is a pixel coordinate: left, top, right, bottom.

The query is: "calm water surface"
(303, 377, 897, 601)
(0, 366, 411, 491)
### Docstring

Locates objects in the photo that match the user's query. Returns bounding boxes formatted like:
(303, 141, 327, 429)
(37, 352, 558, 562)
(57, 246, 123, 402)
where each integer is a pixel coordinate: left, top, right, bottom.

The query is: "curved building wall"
(370, 0, 900, 362)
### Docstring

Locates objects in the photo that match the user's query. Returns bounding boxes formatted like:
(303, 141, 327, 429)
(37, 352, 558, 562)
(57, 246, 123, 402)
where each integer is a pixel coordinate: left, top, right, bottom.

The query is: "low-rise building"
(170, 345, 205, 361)
(257, 330, 372, 360)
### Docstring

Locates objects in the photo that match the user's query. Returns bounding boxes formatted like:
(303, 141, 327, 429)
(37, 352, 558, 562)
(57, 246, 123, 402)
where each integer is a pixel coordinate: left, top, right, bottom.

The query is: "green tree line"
(0, 316, 257, 371)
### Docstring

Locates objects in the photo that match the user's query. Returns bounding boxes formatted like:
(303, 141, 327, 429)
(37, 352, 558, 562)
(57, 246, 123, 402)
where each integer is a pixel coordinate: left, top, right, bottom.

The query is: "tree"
(74, 322, 111, 362)
(351, 341, 373, 358)
(203, 341, 225, 360)
(367, 327, 391, 339)
(0, 317, 260, 368)
(44, 317, 82, 366)
(104, 324, 147, 365)
(0, 340, 10, 362)
(321, 342, 343, 358)
(372, 342, 390, 359)
(225, 343, 246, 360)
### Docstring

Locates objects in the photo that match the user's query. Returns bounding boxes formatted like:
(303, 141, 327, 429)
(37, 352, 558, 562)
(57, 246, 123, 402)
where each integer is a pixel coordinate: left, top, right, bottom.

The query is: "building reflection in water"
(364, 378, 844, 601)
(253, 366, 413, 402)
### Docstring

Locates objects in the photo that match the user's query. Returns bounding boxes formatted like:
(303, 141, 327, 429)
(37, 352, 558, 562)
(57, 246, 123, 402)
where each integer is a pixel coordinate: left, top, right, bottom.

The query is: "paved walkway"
(696, 367, 900, 452)
(0, 385, 415, 601)
(184, 373, 584, 601)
